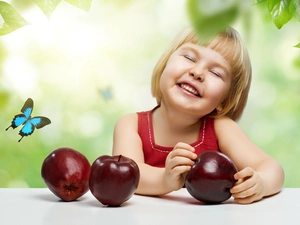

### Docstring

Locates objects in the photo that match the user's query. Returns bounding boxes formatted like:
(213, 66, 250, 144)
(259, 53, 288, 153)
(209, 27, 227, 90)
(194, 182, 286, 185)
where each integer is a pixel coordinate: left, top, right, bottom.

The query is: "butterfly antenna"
(5, 125, 12, 131)
(18, 136, 24, 142)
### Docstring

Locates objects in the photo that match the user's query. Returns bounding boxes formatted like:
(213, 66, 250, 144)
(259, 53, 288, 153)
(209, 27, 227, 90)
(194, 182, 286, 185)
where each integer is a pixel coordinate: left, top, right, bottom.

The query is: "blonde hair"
(151, 27, 252, 121)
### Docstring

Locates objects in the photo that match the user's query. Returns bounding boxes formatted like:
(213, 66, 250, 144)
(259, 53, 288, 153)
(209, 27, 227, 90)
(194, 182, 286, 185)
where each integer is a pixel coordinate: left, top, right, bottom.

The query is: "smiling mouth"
(178, 83, 200, 97)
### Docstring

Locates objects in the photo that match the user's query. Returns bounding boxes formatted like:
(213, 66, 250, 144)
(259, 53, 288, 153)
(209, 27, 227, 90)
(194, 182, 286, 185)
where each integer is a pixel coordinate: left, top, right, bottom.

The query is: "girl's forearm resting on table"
(135, 163, 173, 196)
(135, 159, 284, 198)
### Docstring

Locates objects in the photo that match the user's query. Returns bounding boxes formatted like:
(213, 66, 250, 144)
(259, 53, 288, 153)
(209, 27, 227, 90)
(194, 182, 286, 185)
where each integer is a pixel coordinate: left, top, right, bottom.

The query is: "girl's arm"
(215, 117, 284, 204)
(112, 114, 196, 196)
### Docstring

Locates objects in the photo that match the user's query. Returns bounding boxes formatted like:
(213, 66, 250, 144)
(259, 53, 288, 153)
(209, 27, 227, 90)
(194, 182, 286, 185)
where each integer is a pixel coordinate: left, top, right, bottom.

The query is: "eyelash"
(210, 70, 221, 78)
(184, 55, 195, 62)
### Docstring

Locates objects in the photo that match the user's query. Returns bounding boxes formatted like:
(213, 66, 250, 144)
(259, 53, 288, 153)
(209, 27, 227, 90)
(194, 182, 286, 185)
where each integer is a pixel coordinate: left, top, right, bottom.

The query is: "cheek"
(208, 81, 231, 102)
(221, 82, 232, 101)
(159, 71, 167, 88)
(159, 71, 170, 96)
(159, 65, 177, 87)
(161, 57, 186, 79)
(161, 64, 174, 79)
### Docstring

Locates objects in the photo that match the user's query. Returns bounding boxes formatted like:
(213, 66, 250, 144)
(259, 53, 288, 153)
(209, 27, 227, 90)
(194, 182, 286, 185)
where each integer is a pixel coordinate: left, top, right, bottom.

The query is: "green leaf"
(293, 42, 300, 48)
(0, 1, 29, 36)
(187, 0, 239, 42)
(64, 0, 92, 12)
(289, 0, 300, 20)
(33, 0, 61, 18)
(268, 0, 280, 11)
(268, 0, 293, 29)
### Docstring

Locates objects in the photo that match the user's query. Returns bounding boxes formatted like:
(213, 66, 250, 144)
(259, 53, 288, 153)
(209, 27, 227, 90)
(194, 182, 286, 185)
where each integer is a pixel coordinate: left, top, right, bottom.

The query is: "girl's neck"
(151, 103, 203, 146)
(153, 103, 202, 132)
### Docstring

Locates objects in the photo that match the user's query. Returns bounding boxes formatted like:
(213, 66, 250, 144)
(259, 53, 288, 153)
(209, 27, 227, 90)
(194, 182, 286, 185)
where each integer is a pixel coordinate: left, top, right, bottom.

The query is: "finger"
(234, 167, 254, 180)
(233, 185, 260, 204)
(231, 177, 256, 194)
(167, 156, 195, 170)
(173, 142, 195, 152)
(165, 164, 192, 181)
(231, 182, 256, 199)
(172, 143, 197, 159)
(230, 178, 244, 194)
(171, 149, 197, 161)
(172, 165, 193, 175)
(234, 178, 244, 186)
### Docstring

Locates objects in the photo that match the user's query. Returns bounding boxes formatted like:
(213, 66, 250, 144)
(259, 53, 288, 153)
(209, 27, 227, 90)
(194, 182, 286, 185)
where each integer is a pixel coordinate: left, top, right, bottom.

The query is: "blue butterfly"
(99, 87, 113, 101)
(5, 98, 51, 142)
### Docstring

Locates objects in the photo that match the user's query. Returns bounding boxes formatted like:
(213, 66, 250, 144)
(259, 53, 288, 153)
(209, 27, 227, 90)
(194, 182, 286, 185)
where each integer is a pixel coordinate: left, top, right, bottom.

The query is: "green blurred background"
(0, 0, 299, 188)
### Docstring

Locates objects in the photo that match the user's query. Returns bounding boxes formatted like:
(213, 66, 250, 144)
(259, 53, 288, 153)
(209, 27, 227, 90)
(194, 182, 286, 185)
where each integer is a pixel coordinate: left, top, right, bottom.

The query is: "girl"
(112, 27, 284, 204)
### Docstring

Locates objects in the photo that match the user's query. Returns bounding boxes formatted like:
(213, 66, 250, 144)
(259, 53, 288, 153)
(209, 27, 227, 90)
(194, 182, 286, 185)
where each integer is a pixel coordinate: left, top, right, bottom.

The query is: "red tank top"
(137, 107, 219, 168)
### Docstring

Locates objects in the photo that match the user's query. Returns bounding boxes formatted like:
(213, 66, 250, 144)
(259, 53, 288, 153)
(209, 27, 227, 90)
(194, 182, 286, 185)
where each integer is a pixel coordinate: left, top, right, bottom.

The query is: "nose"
(189, 68, 204, 81)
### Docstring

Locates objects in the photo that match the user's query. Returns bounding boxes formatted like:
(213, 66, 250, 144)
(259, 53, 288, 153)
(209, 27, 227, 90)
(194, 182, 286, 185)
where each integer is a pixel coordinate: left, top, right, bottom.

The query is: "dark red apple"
(41, 147, 91, 202)
(185, 150, 237, 204)
(89, 155, 140, 207)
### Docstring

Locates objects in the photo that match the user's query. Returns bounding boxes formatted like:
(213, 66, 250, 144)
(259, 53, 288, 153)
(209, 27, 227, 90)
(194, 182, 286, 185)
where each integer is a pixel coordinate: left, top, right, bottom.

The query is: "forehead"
(205, 36, 240, 66)
(177, 31, 241, 68)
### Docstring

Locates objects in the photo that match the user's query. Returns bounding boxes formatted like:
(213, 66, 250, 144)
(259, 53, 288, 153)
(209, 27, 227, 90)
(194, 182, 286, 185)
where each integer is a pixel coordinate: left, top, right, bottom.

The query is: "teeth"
(180, 83, 199, 96)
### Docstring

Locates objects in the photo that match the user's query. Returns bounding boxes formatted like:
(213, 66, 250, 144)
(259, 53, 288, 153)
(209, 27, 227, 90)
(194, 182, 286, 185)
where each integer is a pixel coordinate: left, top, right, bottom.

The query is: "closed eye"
(210, 70, 222, 78)
(184, 55, 195, 62)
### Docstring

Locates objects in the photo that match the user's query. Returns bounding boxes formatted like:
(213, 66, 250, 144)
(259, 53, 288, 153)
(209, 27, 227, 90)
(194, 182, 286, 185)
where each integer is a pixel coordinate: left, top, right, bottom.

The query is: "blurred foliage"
(0, 0, 92, 35)
(0, 0, 299, 189)
(0, 1, 29, 35)
(267, 0, 300, 29)
(33, 0, 92, 18)
(187, 0, 300, 46)
(65, 0, 92, 11)
(2, 0, 300, 41)
(187, 0, 240, 42)
(33, 0, 62, 19)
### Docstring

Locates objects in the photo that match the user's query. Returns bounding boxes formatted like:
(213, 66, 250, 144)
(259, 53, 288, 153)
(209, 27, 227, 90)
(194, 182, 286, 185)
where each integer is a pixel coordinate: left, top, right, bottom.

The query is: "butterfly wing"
(18, 116, 51, 139)
(6, 98, 33, 130)
(21, 98, 34, 118)
(7, 114, 28, 129)
(19, 120, 35, 137)
(30, 116, 51, 129)
(7, 98, 51, 142)
(99, 87, 113, 101)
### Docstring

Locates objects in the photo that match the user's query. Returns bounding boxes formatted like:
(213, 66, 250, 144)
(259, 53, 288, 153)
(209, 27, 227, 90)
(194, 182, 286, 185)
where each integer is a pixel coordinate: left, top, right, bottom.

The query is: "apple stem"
(118, 155, 122, 162)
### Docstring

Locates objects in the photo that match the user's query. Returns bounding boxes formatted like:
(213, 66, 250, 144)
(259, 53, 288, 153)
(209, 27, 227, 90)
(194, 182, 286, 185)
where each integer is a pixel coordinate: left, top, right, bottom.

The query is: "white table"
(0, 188, 299, 225)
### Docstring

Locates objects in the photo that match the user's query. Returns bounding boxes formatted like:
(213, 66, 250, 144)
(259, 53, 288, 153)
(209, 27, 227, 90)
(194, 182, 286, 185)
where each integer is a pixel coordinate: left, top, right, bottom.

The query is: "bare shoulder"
(214, 116, 249, 147)
(214, 116, 237, 125)
(114, 113, 138, 131)
(113, 113, 144, 161)
(214, 116, 242, 134)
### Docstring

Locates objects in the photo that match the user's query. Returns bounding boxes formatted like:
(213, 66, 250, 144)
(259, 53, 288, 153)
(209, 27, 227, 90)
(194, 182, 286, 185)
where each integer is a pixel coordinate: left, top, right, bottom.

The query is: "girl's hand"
(164, 142, 197, 192)
(230, 167, 267, 204)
